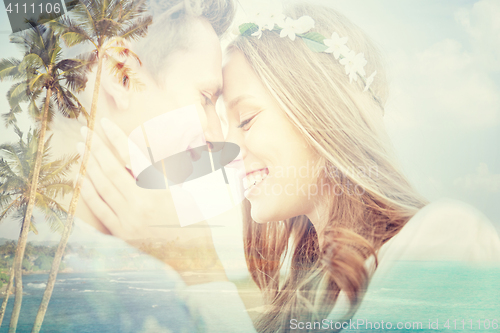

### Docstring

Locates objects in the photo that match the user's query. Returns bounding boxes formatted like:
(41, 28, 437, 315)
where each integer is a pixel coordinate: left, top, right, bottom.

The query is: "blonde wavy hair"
(228, 3, 428, 332)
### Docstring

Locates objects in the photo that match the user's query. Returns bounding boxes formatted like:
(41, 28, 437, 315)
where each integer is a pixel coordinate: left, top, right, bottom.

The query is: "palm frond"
(41, 182, 74, 199)
(35, 193, 65, 233)
(105, 54, 143, 91)
(0, 196, 22, 222)
(95, 18, 122, 39)
(118, 16, 152, 41)
(105, 45, 142, 65)
(119, 0, 149, 24)
(2, 105, 22, 128)
(49, 39, 63, 66)
(61, 31, 90, 48)
(18, 53, 46, 73)
(7, 81, 30, 107)
(51, 82, 80, 118)
(28, 73, 50, 92)
(39, 153, 79, 185)
(0, 58, 22, 81)
(0, 143, 25, 178)
(0, 192, 15, 214)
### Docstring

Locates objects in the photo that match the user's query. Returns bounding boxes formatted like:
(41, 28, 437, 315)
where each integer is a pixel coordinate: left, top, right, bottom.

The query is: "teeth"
(243, 169, 268, 190)
(255, 174, 262, 183)
(248, 174, 255, 186)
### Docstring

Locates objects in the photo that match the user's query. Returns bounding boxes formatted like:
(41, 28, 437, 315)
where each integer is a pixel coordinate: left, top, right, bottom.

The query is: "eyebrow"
(200, 79, 223, 99)
(214, 85, 223, 98)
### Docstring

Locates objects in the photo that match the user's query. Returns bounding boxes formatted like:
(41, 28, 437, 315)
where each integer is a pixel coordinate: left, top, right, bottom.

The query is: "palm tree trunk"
(31, 53, 104, 333)
(0, 227, 26, 327)
(8, 86, 52, 333)
(0, 265, 15, 327)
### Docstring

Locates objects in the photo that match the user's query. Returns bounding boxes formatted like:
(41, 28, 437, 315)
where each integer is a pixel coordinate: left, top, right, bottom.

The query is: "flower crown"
(237, 12, 382, 108)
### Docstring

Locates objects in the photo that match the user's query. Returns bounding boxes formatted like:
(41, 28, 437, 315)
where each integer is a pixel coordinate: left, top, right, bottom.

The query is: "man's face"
(108, 17, 224, 145)
(67, 17, 225, 232)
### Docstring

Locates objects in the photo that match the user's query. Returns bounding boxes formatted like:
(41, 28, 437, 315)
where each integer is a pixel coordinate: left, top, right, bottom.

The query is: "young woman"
(215, 3, 500, 332)
(81, 3, 500, 332)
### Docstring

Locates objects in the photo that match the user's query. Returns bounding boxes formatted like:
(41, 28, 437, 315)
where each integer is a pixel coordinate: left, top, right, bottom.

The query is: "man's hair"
(137, 0, 235, 80)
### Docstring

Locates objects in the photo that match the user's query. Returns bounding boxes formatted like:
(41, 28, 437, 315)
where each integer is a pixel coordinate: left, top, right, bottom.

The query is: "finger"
(78, 142, 128, 214)
(80, 127, 137, 200)
(80, 177, 122, 233)
(100, 117, 131, 168)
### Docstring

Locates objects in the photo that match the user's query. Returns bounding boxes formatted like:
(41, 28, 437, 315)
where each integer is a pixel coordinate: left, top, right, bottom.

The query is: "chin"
(249, 201, 291, 224)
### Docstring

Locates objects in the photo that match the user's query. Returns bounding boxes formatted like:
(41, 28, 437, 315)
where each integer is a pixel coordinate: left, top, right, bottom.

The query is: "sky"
(0, 1, 499, 270)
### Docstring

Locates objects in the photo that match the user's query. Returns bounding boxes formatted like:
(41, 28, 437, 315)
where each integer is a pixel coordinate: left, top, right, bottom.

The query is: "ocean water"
(1, 261, 499, 332)
(0, 270, 197, 333)
(344, 261, 500, 332)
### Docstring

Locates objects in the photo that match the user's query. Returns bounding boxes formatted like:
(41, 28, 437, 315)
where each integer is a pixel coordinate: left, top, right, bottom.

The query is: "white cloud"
(385, 38, 499, 131)
(385, 0, 500, 132)
(454, 163, 500, 193)
(455, 0, 500, 70)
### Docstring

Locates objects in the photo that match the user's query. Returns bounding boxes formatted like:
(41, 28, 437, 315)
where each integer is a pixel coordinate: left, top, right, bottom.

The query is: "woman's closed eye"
(237, 115, 256, 130)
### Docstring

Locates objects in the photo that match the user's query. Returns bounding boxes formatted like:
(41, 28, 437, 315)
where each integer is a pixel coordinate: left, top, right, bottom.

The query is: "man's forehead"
(143, 17, 223, 91)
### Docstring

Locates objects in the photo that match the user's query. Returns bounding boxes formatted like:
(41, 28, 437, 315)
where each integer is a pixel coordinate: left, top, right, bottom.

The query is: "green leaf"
(239, 23, 259, 36)
(299, 32, 328, 53)
(301, 38, 328, 53)
(300, 32, 326, 43)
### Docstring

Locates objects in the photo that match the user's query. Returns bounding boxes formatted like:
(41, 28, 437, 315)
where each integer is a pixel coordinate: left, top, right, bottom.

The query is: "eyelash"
(237, 116, 255, 130)
(203, 94, 213, 106)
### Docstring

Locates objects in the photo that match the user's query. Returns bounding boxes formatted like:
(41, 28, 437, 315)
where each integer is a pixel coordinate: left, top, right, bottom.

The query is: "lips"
(243, 168, 269, 190)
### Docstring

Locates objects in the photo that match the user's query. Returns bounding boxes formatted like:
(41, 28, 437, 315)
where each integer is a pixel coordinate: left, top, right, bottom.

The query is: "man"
(54, 0, 234, 239)
(43, 1, 256, 332)
(52, 0, 238, 280)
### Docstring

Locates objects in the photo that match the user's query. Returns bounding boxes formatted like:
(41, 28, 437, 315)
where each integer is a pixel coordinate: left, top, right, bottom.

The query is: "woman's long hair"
(228, 3, 428, 332)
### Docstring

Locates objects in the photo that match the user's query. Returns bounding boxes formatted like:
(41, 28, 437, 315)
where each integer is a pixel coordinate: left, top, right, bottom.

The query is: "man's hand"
(78, 118, 227, 285)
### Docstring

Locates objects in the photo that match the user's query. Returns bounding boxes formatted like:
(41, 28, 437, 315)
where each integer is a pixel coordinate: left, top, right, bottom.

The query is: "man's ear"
(100, 42, 141, 112)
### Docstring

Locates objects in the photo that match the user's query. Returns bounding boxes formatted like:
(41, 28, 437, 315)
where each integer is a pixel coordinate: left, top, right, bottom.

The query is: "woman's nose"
(202, 105, 224, 145)
(224, 126, 246, 161)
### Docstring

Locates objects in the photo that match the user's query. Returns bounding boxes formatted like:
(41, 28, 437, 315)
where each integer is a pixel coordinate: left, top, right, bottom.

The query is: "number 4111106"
(443, 319, 498, 330)
(5, 2, 61, 14)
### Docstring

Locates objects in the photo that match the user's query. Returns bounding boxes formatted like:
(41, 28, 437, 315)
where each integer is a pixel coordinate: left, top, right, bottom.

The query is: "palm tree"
(32, 1, 151, 331)
(0, 127, 78, 329)
(0, 22, 88, 331)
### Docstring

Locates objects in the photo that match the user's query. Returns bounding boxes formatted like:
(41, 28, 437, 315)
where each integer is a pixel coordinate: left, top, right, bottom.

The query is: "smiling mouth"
(243, 168, 269, 191)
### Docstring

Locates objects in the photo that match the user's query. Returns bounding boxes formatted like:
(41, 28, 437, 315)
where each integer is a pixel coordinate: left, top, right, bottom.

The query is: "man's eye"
(203, 95, 213, 106)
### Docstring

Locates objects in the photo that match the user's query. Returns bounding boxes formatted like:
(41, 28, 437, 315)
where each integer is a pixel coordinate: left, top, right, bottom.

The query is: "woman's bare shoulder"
(378, 198, 500, 262)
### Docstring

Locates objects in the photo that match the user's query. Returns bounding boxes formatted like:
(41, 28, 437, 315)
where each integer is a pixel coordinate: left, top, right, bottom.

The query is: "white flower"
(279, 16, 315, 41)
(339, 50, 355, 82)
(280, 17, 298, 41)
(340, 51, 367, 82)
(251, 28, 263, 39)
(323, 32, 349, 59)
(363, 71, 377, 92)
(294, 15, 315, 34)
(263, 12, 285, 30)
(231, 24, 241, 36)
(249, 8, 285, 31)
(352, 52, 368, 77)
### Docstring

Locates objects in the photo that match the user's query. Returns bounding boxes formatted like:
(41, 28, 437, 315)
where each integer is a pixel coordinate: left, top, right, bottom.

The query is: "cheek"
(244, 121, 275, 164)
